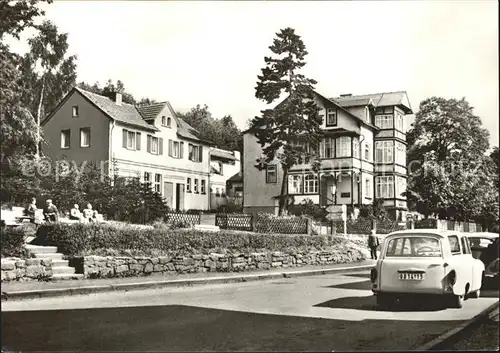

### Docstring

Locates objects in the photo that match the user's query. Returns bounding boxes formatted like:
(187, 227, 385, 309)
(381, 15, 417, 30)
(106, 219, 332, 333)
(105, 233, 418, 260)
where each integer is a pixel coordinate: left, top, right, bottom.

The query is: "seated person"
(24, 197, 38, 222)
(82, 203, 94, 222)
(69, 204, 82, 221)
(43, 199, 59, 223)
(93, 210, 104, 222)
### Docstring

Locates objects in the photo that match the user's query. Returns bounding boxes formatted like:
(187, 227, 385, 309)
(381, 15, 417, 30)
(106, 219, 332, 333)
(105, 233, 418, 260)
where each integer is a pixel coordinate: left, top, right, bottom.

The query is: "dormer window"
(326, 108, 337, 126)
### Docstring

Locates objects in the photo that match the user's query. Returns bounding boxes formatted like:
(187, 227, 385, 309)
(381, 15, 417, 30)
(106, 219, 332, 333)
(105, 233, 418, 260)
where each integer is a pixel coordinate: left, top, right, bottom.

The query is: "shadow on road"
(325, 279, 372, 291)
(314, 294, 452, 312)
(1, 304, 461, 352)
(479, 289, 499, 298)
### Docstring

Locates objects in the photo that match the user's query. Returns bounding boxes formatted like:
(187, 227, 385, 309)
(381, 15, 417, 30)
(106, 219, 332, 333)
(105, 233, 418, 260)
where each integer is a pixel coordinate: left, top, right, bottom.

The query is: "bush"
(1, 226, 30, 258)
(33, 222, 332, 256)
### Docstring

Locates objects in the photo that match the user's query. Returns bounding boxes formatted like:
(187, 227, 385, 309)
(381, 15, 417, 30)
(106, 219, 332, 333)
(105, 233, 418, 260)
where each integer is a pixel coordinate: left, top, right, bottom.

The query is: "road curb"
(1, 264, 373, 301)
(414, 300, 500, 351)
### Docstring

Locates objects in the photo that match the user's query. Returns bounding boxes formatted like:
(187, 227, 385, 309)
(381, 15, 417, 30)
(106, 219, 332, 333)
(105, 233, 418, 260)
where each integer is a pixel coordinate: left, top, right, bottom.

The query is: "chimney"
(112, 91, 122, 106)
(340, 93, 352, 97)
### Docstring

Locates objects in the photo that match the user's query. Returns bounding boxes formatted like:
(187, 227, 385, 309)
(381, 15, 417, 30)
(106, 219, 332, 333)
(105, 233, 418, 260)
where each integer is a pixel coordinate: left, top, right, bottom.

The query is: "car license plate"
(399, 272, 423, 280)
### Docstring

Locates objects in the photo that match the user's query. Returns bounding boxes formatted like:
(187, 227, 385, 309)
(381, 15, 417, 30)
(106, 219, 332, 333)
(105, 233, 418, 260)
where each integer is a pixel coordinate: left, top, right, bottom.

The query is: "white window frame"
(353, 137, 359, 158)
(375, 114, 394, 129)
(189, 144, 201, 162)
(326, 108, 337, 126)
(80, 127, 90, 148)
(266, 165, 277, 183)
(365, 178, 371, 198)
(395, 112, 404, 132)
(172, 141, 180, 158)
(150, 136, 159, 154)
(375, 141, 394, 163)
(127, 131, 136, 149)
(304, 174, 318, 194)
(364, 142, 371, 161)
(167, 117, 172, 127)
(187, 178, 192, 192)
(154, 174, 162, 194)
(320, 137, 334, 158)
(336, 136, 351, 157)
(161, 116, 166, 126)
(61, 129, 70, 149)
(376, 175, 394, 198)
(395, 176, 407, 198)
(72, 106, 79, 118)
(144, 172, 151, 184)
(395, 141, 406, 165)
(201, 179, 206, 194)
(194, 178, 199, 193)
(288, 175, 303, 194)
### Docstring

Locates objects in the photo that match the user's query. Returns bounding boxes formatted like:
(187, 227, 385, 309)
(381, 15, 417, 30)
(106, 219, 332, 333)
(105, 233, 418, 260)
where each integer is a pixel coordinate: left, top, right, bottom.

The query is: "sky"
(10, 0, 499, 147)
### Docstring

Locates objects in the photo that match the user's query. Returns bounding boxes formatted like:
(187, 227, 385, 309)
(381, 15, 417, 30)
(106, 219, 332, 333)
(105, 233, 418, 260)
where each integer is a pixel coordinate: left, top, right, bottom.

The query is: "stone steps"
(25, 245, 58, 253)
(25, 244, 79, 280)
(52, 273, 84, 280)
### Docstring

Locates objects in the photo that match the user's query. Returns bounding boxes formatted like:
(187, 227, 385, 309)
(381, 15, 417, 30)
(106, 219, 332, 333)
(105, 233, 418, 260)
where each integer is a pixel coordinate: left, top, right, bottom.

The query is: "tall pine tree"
(249, 27, 322, 215)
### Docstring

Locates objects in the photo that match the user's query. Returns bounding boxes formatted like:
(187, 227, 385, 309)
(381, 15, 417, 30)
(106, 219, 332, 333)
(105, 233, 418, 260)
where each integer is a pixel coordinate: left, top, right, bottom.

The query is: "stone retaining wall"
(1, 258, 53, 282)
(81, 248, 365, 278)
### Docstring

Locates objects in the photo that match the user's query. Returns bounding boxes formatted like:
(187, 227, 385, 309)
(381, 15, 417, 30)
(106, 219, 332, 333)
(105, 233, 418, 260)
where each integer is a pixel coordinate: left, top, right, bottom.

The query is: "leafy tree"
(0, 0, 51, 204)
(177, 105, 243, 152)
(24, 20, 77, 157)
(0, 0, 51, 40)
(248, 27, 322, 215)
(78, 80, 154, 106)
(405, 97, 493, 223)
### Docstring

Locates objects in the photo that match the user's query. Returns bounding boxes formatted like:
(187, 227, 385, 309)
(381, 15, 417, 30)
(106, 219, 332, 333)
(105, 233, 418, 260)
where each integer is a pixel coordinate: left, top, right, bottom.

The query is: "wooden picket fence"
(165, 212, 201, 225)
(215, 213, 309, 234)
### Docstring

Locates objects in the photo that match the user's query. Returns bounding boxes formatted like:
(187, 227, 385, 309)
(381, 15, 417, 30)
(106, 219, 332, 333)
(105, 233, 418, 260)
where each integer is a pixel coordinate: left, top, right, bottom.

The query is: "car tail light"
(449, 270, 457, 286)
(370, 268, 378, 283)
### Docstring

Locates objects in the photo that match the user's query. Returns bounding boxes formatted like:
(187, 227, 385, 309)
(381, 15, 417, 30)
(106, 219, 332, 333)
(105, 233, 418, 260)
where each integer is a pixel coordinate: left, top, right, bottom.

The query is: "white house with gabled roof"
(41, 87, 213, 211)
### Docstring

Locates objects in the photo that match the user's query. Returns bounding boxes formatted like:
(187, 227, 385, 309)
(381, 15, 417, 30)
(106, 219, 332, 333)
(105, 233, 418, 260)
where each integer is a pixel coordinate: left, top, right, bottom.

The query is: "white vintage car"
(370, 229, 485, 309)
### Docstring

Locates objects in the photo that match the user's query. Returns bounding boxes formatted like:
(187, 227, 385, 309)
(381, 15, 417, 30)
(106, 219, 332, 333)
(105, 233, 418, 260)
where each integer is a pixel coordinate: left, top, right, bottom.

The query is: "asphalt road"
(2, 271, 498, 352)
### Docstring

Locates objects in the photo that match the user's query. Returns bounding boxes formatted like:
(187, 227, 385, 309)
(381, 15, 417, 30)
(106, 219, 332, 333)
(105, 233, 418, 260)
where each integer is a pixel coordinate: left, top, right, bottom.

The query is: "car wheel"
(469, 290, 480, 299)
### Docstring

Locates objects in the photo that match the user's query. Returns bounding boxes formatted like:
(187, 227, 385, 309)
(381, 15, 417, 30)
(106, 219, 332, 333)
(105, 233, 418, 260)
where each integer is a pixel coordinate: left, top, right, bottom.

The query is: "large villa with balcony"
(242, 90, 412, 221)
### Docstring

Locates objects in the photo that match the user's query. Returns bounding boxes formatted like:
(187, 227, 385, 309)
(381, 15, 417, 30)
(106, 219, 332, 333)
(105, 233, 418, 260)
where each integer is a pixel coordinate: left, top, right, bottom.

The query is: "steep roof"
(74, 87, 159, 131)
(136, 102, 168, 121)
(227, 171, 243, 182)
(331, 91, 413, 113)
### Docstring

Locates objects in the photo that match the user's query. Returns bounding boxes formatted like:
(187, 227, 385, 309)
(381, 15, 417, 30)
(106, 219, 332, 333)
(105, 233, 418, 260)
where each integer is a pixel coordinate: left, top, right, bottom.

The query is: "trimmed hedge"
(34, 223, 336, 256)
(1, 226, 30, 258)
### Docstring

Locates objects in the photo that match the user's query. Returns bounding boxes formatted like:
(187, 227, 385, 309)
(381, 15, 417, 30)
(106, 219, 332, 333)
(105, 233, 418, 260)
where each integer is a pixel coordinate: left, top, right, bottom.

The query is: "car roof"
(467, 232, 499, 239)
(385, 229, 462, 238)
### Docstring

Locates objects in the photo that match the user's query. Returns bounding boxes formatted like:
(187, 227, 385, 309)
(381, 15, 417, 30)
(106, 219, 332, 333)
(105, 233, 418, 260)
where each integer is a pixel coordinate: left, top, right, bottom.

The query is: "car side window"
(448, 235, 461, 255)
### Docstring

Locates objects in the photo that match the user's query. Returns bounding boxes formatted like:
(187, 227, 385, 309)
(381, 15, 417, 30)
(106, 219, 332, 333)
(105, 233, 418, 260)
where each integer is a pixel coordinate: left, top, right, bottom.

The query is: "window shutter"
(168, 139, 173, 157)
(180, 142, 184, 159)
(136, 132, 141, 150)
(122, 129, 127, 148)
(147, 135, 151, 153)
(199, 146, 203, 162)
(159, 138, 163, 155)
(88, 128, 91, 147)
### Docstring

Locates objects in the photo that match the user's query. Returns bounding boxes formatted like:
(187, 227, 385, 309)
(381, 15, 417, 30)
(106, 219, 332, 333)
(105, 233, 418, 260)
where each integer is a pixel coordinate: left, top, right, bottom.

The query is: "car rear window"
(385, 236, 442, 257)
